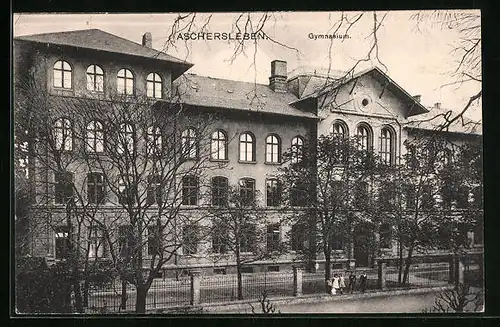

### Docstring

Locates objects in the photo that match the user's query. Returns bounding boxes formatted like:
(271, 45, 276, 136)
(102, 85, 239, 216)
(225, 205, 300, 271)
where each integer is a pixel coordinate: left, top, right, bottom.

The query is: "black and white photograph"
(12, 11, 483, 314)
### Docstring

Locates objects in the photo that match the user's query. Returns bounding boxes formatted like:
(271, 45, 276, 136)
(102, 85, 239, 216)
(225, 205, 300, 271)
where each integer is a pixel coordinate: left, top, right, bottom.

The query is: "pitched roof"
(292, 66, 429, 117)
(14, 29, 193, 79)
(172, 74, 318, 119)
(404, 107, 482, 135)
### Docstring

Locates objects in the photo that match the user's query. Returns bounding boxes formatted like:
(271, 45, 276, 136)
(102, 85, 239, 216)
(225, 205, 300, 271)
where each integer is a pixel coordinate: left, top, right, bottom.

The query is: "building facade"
(14, 29, 483, 277)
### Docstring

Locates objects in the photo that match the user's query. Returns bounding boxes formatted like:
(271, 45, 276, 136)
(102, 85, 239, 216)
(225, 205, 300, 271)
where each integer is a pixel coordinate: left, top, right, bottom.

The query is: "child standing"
(331, 274, 340, 295)
(339, 273, 346, 295)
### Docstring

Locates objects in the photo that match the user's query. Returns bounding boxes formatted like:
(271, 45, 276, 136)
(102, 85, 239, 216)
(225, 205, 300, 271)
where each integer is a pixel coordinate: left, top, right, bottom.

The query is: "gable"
(317, 72, 415, 121)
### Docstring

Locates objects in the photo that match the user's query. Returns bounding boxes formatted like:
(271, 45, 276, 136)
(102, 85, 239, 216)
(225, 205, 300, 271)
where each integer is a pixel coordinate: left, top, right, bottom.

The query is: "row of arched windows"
(330, 120, 396, 165)
(53, 60, 163, 98)
(52, 118, 305, 163)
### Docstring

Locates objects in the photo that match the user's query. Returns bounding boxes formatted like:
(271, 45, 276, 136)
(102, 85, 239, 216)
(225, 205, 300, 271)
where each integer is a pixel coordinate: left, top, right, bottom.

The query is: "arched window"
(331, 121, 348, 138)
(182, 175, 198, 206)
(379, 126, 395, 165)
(265, 134, 281, 163)
(356, 124, 372, 151)
(239, 132, 255, 162)
(146, 73, 162, 98)
(53, 60, 72, 89)
(147, 126, 162, 155)
(86, 120, 104, 153)
(211, 130, 228, 160)
(212, 176, 228, 206)
(291, 136, 304, 163)
(117, 69, 134, 95)
(181, 128, 197, 159)
(86, 65, 104, 92)
(117, 123, 135, 154)
(54, 118, 73, 151)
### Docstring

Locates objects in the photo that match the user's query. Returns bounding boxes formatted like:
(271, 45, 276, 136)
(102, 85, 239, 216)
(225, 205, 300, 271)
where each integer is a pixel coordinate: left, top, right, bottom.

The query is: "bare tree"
(411, 10, 481, 131)
(279, 133, 381, 290)
(15, 63, 223, 312)
(209, 183, 283, 300)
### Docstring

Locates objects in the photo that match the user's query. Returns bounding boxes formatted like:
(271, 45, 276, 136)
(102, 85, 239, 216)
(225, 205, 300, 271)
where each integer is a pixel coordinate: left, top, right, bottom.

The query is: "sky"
(13, 11, 482, 121)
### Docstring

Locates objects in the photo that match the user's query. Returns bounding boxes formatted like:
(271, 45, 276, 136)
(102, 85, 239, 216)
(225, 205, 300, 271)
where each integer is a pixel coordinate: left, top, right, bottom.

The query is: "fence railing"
(79, 253, 483, 313)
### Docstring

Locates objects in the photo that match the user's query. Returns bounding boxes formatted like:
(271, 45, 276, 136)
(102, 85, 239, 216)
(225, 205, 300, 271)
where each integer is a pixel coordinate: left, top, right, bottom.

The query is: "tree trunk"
(324, 245, 331, 294)
(402, 245, 414, 285)
(236, 251, 243, 300)
(72, 278, 83, 313)
(135, 284, 148, 314)
(398, 238, 403, 285)
(120, 279, 127, 310)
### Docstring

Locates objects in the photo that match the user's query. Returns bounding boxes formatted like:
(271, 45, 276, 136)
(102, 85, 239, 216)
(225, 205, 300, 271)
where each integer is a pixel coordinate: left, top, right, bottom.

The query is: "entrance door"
(354, 224, 371, 267)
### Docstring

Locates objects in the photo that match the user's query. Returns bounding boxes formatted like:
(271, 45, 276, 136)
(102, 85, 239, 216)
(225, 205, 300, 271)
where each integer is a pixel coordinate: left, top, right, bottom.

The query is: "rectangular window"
(240, 223, 255, 253)
(54, 171, 74, 204)
(291, 223, 308, 252)
(266, 179, 282, 207)
(212, 177, 228, 206)
(212, 225, 228, 254)
(147, 226, 161, 256)
(241, 267, 254, 274)
(54, 226, 70, 259)
(354, 181, 368, 209)
(239, 178, 255, 206)
(147, 175, 162, 206)
(88, 226, 105, 258)
(291, 182, 307, 207)
(182, 176, 198, 206)
(182, 224, 200, 255)
(266, 223, 281, 252)
(118, 225, 134, 258)
(379, 224, 392, 249)
(421, 185, 434, 210)
(403, 184, 416, 210)
(118, 175, 137, 205)
(267, 266, 280, 272)
(87, 172, 105, 204)
(214, 268, 227, 275)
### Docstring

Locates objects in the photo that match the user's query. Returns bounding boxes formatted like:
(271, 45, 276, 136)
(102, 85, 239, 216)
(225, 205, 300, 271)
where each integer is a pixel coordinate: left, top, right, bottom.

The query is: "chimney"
(413, 95, 421, 103)
(434, 102, 441, 110)
(142, 32, 152, 48)
(269, 60, 287, 92)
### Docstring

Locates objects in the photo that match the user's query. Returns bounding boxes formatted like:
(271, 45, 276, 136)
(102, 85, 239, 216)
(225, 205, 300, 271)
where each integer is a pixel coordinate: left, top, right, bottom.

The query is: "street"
(275, 289, 483, 313)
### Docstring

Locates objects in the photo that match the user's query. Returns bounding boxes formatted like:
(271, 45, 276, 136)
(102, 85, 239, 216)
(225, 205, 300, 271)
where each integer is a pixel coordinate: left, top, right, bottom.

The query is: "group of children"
(328, 271, 368, 295)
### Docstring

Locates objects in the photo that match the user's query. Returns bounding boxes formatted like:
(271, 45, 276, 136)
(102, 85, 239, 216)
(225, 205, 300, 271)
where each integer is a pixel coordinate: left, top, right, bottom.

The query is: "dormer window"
(117, 69, 134, 95)
(147, 73, 162, 98)
(53, 60, 72, 89)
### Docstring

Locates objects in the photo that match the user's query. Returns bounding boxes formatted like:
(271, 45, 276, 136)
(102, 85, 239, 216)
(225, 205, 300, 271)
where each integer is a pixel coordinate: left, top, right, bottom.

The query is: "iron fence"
(385, 261, 450, 290)
(84, 277, 191, 313)
(200, 271, 294, 304)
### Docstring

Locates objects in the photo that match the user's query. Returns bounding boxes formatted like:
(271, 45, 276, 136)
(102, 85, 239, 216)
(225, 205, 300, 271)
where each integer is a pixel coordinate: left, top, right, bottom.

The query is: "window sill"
(210, 158, 229, 163)
(181, 204, 199, 208)
(238, 160, 257, 164)
(264, 161, 282, 166)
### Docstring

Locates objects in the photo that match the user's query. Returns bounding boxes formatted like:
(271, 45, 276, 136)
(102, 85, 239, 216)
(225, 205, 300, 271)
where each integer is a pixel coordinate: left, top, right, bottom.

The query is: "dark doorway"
(354, 223, 372, 267)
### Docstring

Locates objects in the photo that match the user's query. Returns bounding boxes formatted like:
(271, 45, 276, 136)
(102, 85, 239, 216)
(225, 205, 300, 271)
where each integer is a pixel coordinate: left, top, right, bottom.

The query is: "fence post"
(456, 256, 465, 287)
(377, 260, 386, 290)
(190, 270, 201, 306)
(293, 266, 303, 296)
(448, 255, 455, 285)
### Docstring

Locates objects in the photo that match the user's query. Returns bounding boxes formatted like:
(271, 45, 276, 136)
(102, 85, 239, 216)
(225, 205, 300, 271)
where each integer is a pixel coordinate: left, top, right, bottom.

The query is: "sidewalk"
(187, 285, 456, 313)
